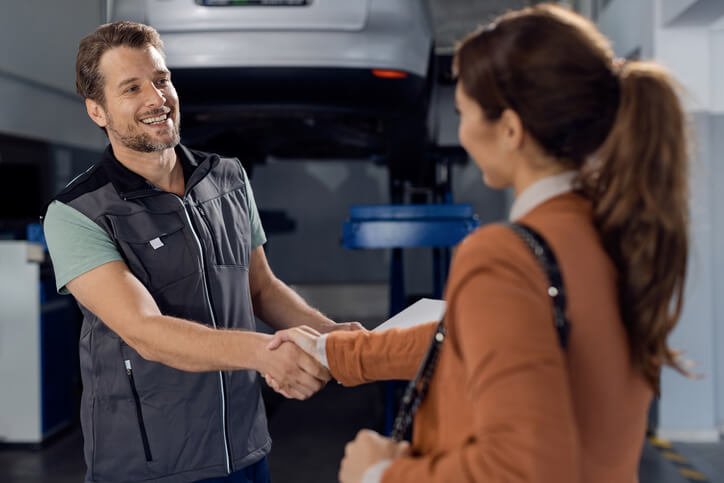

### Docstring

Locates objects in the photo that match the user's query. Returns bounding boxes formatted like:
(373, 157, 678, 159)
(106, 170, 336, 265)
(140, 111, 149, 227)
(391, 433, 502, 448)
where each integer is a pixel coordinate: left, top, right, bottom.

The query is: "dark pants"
(196, 457, 271, 483)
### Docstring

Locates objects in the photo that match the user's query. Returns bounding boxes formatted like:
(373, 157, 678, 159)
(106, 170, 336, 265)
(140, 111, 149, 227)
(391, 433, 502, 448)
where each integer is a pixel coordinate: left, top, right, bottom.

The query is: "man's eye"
(156, 78, 169, 86)
(126, 86, 139, 93)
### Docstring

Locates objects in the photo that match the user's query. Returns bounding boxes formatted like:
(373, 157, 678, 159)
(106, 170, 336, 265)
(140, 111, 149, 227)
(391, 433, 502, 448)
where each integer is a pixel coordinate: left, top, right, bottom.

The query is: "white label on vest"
(149, 237, 164, 250)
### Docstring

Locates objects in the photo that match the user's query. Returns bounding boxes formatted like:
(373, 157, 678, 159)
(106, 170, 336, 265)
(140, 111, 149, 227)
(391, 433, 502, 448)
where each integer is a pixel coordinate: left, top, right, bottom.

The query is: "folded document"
(373, 298, 446, 332)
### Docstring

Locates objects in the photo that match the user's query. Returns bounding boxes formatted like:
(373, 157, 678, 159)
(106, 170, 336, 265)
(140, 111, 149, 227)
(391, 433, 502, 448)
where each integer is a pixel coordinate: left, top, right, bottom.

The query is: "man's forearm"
(252, 278, 336, 332)
(125, 313, 330, 400)
(127, 314, 269, 372)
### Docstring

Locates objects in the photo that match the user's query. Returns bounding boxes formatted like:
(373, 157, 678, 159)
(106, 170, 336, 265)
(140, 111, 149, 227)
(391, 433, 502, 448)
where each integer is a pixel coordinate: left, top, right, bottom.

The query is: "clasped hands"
(259, 322, 361, 400)
(262, 324, 411, 483)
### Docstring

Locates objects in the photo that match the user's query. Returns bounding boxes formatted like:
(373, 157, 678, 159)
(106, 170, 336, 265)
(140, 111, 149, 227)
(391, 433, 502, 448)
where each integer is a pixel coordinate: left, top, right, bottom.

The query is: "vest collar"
(101, 143, 212, 200)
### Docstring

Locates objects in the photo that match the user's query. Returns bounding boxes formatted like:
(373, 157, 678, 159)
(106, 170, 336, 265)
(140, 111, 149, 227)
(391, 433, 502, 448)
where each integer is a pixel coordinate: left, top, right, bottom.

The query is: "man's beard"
(107, 109, 181, 153)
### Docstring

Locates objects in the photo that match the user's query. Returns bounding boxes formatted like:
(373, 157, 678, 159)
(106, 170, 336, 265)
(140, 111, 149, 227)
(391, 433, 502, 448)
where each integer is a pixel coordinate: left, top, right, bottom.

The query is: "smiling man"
(42, 22, 360, 483)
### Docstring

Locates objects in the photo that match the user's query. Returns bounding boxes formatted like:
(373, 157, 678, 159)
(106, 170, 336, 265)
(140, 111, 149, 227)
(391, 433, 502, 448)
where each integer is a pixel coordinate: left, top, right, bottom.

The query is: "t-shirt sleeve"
(43, 200, 124, 294)
(241, 166, 267, 249)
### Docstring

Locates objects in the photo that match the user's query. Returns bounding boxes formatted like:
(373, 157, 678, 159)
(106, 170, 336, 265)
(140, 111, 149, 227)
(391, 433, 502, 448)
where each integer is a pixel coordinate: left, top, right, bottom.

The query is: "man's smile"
(138, 106, 173, 126)
(140, 113, 168, 125)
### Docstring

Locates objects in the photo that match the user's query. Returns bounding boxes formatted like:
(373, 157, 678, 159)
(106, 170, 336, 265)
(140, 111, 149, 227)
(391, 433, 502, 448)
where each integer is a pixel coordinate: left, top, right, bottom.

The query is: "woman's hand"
(264, 323, 366, 398)
(339, 429, 410, 483)
(266, 325, 323, 363)
(264, 325, 327, 398)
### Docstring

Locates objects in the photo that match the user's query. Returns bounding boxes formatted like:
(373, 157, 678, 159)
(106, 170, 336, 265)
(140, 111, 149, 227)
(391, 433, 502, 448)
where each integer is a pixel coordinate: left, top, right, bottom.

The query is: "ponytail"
(580, 61, 690, 394)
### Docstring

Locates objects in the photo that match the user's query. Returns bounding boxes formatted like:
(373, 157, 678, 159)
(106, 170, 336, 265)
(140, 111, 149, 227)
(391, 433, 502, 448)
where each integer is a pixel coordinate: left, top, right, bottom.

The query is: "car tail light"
(371, 69, 408, 79)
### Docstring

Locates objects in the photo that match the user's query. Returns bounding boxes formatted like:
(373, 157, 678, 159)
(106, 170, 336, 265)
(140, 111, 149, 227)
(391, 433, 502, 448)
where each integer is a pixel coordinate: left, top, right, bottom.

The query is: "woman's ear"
(498, 108, 524, 152)
(85, 98, 108, 128)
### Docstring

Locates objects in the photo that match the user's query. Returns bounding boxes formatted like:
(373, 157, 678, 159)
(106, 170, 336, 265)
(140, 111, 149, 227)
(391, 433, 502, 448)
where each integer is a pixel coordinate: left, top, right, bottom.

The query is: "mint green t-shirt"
(44, 169, 267, 294)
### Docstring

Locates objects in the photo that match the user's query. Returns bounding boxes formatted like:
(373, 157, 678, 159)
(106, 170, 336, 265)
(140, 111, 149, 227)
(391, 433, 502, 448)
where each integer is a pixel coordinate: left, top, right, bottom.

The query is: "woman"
(268, 4, 690, 482)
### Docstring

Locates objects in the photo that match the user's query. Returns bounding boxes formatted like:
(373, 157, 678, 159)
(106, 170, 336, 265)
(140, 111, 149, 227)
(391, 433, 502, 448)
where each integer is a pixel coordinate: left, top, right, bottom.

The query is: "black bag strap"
(390, 321, 445, 441)
(390, 222, 570, 441)
(508, 222, 570, 349)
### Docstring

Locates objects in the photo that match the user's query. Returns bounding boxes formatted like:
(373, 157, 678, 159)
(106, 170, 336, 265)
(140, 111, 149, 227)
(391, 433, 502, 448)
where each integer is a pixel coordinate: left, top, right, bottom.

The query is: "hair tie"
(612, 57, 627, 75)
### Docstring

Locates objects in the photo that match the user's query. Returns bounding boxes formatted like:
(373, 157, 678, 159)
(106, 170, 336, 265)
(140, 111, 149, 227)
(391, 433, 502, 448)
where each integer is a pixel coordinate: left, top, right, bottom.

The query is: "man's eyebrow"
(155, 69, 170, 76)
(118, 77, 139, 89)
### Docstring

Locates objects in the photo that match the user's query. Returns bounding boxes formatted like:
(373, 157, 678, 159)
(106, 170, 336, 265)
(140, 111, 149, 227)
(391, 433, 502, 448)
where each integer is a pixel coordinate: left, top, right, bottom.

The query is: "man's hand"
(339, 429, 410, 483)
(256, 334, 330, 400)
(263, 323, 365, 397)
(266, 322, 366, 362)
(266, 325, 324, 364)
(263, 326, 328, 398)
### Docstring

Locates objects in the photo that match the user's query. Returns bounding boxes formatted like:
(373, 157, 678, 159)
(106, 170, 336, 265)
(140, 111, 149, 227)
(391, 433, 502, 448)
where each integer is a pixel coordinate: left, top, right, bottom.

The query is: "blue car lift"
(342, 203, 479, 434)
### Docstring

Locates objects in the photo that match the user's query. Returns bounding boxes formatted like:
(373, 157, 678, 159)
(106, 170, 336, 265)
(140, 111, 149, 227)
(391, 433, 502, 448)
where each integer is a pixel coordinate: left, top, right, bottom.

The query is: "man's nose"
(144, 83, 166, 108)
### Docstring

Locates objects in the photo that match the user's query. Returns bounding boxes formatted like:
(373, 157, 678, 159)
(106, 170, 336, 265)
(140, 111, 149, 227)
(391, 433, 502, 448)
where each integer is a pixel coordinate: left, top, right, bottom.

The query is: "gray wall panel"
(661, 112, 717, 435)
(711, 114, 724, 431)
(0, 0, 105, 150)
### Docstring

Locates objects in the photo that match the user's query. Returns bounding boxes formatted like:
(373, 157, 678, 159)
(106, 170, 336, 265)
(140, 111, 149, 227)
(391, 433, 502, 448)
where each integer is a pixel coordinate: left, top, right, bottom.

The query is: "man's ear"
(85, 98, 108, 128)
(498, 108, 524, 152)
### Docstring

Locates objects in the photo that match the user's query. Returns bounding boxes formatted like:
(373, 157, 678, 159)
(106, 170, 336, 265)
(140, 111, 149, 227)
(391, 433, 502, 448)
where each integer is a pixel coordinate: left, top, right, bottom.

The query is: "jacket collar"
(101, 143, 211, 199)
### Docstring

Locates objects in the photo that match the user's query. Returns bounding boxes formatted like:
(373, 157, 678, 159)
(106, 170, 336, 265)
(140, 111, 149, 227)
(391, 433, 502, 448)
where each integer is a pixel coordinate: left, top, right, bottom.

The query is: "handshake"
(257, 322, 411, 483)
(257, 322, 364, 400)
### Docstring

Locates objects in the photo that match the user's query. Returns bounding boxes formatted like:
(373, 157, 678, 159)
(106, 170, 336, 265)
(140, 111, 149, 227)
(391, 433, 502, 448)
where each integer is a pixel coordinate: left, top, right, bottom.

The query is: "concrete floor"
(1, 380, 722, 482)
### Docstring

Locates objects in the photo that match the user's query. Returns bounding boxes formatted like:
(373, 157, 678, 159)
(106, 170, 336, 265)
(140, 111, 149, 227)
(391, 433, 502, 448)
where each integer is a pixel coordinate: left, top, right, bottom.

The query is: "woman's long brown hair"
(454, 4, 689, 393)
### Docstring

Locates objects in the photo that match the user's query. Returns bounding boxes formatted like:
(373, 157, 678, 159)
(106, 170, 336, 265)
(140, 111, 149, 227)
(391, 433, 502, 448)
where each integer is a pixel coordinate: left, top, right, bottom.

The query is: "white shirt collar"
(509, 171, 577, 221)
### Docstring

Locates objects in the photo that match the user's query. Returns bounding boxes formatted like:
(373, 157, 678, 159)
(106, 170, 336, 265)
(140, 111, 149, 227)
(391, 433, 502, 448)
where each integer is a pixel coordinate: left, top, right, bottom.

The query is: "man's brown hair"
(76, 21, 164, 105)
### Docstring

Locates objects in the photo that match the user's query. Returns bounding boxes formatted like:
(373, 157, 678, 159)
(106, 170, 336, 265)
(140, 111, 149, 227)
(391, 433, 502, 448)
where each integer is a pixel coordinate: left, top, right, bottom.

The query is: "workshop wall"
(0, 0, 106, 151)
(593, 0, 724, 441)
(0, 1, 107, 232)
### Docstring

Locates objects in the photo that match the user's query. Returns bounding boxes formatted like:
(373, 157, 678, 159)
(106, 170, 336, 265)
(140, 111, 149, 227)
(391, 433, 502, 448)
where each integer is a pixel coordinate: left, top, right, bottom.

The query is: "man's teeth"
(141, 114, 168, 124)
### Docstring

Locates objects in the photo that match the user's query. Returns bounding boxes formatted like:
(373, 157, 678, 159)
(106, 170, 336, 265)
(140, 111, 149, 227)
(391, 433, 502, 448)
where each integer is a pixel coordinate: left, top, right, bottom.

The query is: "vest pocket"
(124, 359, 153, 462)
(196, 189, 251, 268)
(113, 211, 197, 291)
(197, 203, 222, 264)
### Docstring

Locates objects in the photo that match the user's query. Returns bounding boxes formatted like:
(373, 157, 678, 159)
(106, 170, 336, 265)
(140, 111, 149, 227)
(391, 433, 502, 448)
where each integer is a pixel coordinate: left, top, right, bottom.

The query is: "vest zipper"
(173, 194, 233, 475)
(124, 360, 153, 462)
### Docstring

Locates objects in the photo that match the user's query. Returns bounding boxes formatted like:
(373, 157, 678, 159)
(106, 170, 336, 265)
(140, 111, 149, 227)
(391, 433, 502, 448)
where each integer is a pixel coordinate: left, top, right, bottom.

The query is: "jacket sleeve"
(326, 322, 439, 386)
(381, 228, 581, 483)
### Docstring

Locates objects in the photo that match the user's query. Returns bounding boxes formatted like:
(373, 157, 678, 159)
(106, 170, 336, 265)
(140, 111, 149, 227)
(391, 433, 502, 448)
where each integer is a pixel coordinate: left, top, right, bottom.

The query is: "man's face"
(90, 45, 180, 153)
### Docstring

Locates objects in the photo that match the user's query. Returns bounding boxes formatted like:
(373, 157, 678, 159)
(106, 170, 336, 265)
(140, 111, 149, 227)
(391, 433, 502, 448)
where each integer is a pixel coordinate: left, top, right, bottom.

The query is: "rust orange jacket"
(326, 193, 651, 483)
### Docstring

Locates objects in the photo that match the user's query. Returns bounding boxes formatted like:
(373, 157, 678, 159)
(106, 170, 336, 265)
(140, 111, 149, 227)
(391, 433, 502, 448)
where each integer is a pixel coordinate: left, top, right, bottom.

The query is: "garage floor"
(1, 379, 721, 483)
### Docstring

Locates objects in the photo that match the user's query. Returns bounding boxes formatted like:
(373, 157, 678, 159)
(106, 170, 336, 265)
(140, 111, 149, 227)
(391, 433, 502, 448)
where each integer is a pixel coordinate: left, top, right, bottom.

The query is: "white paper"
(373, 298, 446, 332)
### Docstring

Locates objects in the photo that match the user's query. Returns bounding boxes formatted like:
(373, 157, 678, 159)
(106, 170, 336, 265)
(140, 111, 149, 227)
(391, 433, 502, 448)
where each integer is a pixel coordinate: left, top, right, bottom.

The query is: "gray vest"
(52, 145, 270, 482)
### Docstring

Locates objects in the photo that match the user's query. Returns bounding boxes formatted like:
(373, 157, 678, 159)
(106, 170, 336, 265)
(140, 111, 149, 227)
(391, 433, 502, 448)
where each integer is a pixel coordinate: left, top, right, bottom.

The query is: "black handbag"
(390, 222, 570, 441)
